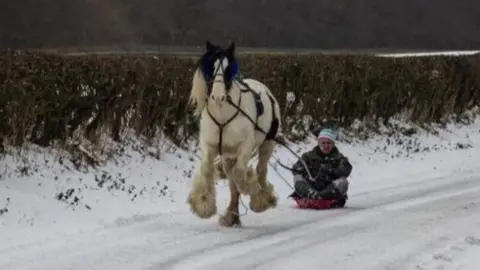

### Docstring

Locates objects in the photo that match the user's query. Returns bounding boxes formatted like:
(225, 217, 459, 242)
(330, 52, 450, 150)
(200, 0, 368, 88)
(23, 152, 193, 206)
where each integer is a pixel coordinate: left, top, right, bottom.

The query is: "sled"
(293, 197, 346, 210)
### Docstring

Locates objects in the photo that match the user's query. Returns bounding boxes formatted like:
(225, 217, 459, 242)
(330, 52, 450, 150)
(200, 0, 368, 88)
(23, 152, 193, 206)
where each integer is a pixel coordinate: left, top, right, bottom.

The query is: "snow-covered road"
(2, 116, 480, 270)
(3, 168, 480, 270)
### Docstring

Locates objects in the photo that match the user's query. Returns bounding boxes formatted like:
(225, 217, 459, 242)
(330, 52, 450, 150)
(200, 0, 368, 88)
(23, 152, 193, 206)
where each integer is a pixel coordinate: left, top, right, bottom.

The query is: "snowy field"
(1, 113, 480, 270)
(376, 50, 479, 57)
(1, 51, 480, 269)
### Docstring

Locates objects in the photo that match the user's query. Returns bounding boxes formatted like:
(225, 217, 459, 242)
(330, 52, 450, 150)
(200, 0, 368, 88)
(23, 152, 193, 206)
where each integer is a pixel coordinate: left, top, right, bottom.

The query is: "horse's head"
(199, 41, 239, 105)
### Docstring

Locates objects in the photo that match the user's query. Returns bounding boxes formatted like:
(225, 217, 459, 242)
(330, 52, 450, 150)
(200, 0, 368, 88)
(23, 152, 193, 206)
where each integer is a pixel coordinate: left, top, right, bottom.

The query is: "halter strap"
(206, 94, 242, 156)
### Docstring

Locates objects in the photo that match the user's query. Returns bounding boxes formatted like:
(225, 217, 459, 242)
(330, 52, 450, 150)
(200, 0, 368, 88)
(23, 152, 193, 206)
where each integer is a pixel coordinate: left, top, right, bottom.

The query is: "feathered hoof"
(187, 185, 217, 219)
(219, 211, 242, 227)
(249, 182, 277, 213)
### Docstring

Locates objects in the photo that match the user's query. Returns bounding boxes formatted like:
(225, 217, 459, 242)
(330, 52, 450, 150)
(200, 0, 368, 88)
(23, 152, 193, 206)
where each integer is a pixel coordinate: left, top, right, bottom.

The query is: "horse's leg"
(250, 140, 277, 213)
(219, 157, 242, 227)
(231, 135, 260, 196)
(187, 144, 218, 219)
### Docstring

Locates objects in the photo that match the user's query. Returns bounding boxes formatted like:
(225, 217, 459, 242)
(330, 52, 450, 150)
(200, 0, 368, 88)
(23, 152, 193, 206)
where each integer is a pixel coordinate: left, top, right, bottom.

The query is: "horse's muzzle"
(210, 94, 226, 104)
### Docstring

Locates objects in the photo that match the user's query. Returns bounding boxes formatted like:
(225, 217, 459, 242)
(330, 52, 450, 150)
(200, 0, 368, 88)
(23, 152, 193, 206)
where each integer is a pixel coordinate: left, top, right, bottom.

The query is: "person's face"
(318, 138, 334, 154)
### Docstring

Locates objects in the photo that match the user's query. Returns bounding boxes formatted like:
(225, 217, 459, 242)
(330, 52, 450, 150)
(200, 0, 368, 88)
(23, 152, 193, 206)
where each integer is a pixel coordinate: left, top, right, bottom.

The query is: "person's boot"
(288, 191, 301, 199)
(316, 184, 343, 200)
(332, 195, 347, 208)
(294, 181, 324, 199)
(317, 184, 348, 207)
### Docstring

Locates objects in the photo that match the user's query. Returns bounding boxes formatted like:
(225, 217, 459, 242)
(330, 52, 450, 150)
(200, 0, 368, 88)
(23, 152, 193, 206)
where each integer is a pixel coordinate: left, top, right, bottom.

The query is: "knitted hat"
(317, 128, 337, 142)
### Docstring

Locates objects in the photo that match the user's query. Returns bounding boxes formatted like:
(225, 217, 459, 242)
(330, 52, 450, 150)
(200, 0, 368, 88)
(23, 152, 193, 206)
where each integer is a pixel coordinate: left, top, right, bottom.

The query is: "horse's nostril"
(210, 95, 215, 100)
(220, 96, 226, 101)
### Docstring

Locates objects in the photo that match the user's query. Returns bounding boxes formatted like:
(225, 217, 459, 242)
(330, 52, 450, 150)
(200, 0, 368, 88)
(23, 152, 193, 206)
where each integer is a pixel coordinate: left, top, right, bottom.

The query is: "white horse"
(187, 41, 283, 227)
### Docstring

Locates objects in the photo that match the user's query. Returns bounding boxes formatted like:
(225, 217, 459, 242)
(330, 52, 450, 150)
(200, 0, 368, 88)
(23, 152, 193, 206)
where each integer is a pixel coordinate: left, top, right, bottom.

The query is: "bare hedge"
(1, 50, 480, 152)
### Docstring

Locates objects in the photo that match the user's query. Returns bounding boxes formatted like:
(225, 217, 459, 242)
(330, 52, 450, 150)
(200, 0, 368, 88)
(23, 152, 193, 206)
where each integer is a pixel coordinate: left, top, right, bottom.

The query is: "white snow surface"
(2, 114, 480, 269)
(377, 50, 480, 57)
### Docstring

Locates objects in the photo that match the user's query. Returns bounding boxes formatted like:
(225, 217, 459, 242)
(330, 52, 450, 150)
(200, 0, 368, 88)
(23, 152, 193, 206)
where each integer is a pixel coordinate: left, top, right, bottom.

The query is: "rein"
(205, 95, 241, 156)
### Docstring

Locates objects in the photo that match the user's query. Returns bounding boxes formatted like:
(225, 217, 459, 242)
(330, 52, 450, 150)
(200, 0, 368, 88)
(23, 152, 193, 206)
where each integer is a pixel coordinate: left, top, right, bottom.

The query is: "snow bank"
(1, 114, 480, 256)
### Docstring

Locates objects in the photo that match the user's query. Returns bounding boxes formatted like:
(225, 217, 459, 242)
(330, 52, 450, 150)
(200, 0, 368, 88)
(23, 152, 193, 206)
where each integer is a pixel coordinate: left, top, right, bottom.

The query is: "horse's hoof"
(187, 190, 217, 219)
(250, 192, 277, 213)
(249, 184, 277, 213)
(219, 212, 242, 227)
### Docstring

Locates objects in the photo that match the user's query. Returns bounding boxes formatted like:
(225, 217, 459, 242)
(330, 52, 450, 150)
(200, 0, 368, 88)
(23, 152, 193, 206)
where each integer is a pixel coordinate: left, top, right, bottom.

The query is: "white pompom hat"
(317, 128, 337, 142)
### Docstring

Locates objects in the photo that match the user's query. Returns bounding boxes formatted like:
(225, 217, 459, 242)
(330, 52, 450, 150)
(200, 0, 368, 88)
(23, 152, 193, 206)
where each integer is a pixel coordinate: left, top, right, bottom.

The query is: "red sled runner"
(294, 198, 337, 209)
(289, 186, 348, 210)
(291, 195, 347, 210)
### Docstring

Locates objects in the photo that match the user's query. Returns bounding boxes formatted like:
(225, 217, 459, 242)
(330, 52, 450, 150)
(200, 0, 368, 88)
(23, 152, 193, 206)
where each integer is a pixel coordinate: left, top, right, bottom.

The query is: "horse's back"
(241, 78, 274, 96)
(240, 78, 280, 106)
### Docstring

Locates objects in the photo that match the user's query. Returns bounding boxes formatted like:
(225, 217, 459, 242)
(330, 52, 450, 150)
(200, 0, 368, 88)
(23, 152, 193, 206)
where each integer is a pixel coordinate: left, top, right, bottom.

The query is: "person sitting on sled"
(289, 128, 353, 207)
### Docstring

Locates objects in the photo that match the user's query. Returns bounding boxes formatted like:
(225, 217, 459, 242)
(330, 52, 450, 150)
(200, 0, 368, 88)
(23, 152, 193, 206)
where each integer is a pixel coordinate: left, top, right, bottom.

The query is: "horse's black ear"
(206, 41, 215, 52)
(227, 41, 236, 55)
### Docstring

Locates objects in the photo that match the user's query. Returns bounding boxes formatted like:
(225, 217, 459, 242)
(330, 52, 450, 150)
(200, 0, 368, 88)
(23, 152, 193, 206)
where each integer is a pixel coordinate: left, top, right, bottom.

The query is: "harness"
(201, 51, 279, 156)
(198, 48, 316, 186)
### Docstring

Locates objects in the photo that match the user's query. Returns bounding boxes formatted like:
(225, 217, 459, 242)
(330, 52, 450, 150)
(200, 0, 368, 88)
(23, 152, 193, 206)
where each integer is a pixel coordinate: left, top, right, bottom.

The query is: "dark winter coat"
(292, 145, 353, 186)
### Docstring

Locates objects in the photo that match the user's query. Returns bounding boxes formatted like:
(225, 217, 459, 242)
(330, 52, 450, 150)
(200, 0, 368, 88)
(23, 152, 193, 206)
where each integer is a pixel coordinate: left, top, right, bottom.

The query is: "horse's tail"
(189, 68, 208, 116)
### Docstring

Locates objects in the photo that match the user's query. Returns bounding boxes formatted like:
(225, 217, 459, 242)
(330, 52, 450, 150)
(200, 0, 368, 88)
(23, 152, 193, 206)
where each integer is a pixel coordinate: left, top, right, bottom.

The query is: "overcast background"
(1, 0, 479, 51)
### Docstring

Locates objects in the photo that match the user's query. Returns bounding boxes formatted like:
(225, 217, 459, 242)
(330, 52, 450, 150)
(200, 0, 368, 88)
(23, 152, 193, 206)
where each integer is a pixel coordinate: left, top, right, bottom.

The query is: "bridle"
(201, 50, 238, 97)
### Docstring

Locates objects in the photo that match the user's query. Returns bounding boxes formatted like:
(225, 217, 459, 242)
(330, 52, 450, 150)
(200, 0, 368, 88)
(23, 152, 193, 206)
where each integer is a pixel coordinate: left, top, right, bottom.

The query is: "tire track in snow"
(153, 174, 480, 270)
(203, 185, 480, 270)
(413, 234, 480, 270)
(2, 173, 479, 270)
